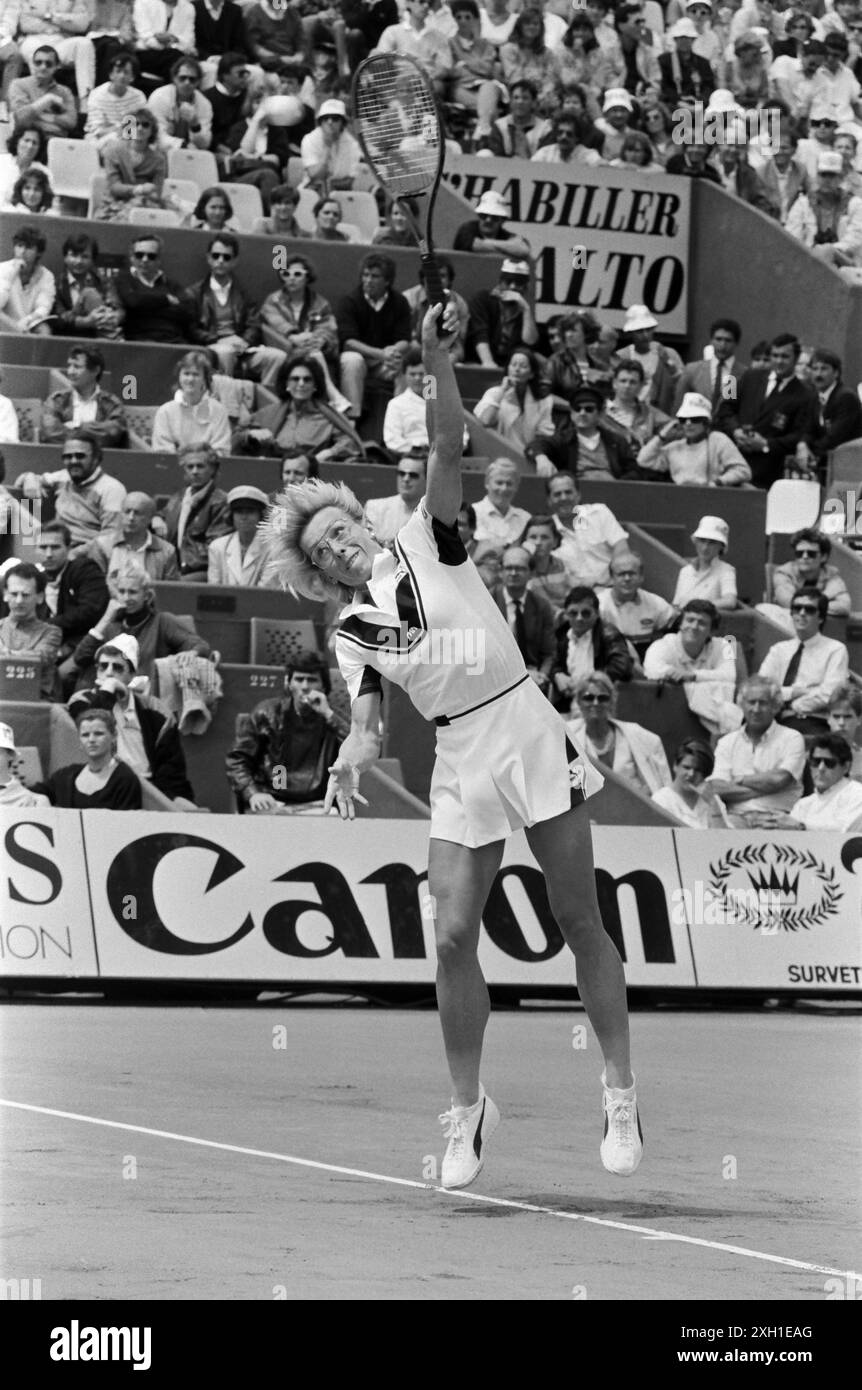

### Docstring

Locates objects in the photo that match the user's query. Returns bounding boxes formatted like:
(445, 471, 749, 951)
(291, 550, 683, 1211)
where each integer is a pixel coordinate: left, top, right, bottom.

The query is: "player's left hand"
(324, 758, 369, 819)
(421, 298, 459, 352)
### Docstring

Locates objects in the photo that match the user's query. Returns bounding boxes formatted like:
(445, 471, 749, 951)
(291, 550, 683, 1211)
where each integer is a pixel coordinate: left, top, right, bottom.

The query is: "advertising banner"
(443, 154, 691, 332)
(0, 810, 98, 976)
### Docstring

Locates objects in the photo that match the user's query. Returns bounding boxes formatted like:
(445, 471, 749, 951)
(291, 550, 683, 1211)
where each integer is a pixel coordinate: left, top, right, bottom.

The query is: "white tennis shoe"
(438, 1088, 500, 1190)
(600, 1073, 643, 1176)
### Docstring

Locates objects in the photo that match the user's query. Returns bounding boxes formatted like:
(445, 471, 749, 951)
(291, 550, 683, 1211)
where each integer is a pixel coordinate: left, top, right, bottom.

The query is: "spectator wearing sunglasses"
(113, 234, 194, 344)
(8, 44, 78, 138)
(769, 528, 851, 620)
(96, 109, 172, 224)
(552, 587, 634, 711)
(14, 430, 126, 557)
(758, 586, 850, 736)
(148, 55, 213, 149)
(188, 235, 286, 390)
(758, 734, 862, 830)
(365, 454, 428, 549)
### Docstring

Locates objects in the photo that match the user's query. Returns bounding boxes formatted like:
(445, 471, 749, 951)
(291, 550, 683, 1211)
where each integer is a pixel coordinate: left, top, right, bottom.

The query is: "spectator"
(757, 126, 809, 222)
(552, 585, 634, 710)
(565, 383, 640, 481)
(336, 254, 412, 420)
(193, 0, 250, 63)
(0, 374, 20, 444)
(207, 485, 274, 586)
(190, 185, 238, 233)
(52, 233, 121, 339)
(252, 183, 302, 236)
(770, 36, 824, 125)
(466, 257, 539, 367)
(365, 455, 427, 547)
(36, 520, 109, 668)
(542, 310, 609, 407)
(567, 670, 671, 797)
(260, 253, 348, 412)
(835, 127, 862, 197)
(643, 598, 742, 738)
(299, 98, 362, 191)
(482, 78, 552, 158)
(40, 345, 129, 449)
(728, 31, 770, 107)
(73, 559, 210, 683)
(599, 550, 676, 660)
(343, 0, 398, 66)
(403, 260, 469, 363)
(607, 130, 664, 172)
(84, 50, 147, 151)
(237, 73, 307, 168)
(810, 30, 862, 127)
(827, 684, 862, 780)
(152, 349, 233, 455)
(15, 430, 126, 556)
(0, 224, 55, 336)
(665, 140, 723, 183)
(659, 18, 715, 104)
(0, 9, 23, 108)
(88, 633, 196, 805)
(7, 165, 54, 214)
(795, 102, 839, 185)
(148, 54, 213, 148)
(674, 317, 745, 426)
(557, 12, 622, 100)
(0, 562, 62, 699)
(95, 108, 172, 223)
(134, 0, 197, 84)
(103, 492, 181, 582)
(638, 392, 751, 486)
(383, 346, 431, 456)
(651, 739, 730, 827)
(522, 514, 571, 616)
(545, 470, 629, 588)
(672, 515, 738, 612)
(641, 101, 675, 165)
(226, 650, 350, 814)
(730, 332, 817, 488)
(376, 0, 453, 96)
(9, 44, 78, 137)
(785, 149, 862, 271)
(0, 721, 50, 808)
(232, 355, 365, 460)
(714, 134, 771, 208)
(491, 545, 556, 694)
(617, 304, 684, 414)
(594, 87, 638, 161)
(614, 3, 661, 92)
(310, 194, 351, 242)
(472, 458, 531, 546)
(244, 0, 306, 66)
(204, 53, 282, 210)
(187, 233, 285, 389)
(707, 674, 807, 821)
(604, 359, 669, 448)
(533, 110, 604, 165)
(499, 6, 562, 114)
(448, 0, 500, 141)
(280, 451, 319, 488)
(474, 347, 561, 474)
(763, 734, 862, 829)
(113, 233, 194, 344)
(36, 697, 142, 809)
(161, 444, 232, 581)
(452, 190, 532, 257)
(758, 585, 851, 735)
(768, 528, 851, 619)
(373, 197, 420, 248)
(0, 124, 48, 208)
(89, 2, 138, 85)
(473, 545, 503, 590)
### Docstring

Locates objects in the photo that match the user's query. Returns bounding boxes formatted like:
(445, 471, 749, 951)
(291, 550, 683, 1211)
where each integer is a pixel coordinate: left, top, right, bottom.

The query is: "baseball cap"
(676, 392, 712, 420)
(227, 485, 270, 509)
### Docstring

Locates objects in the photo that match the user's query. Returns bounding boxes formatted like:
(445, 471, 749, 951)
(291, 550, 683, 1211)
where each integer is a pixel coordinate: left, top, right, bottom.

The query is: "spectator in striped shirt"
(85, 50, 147, 152)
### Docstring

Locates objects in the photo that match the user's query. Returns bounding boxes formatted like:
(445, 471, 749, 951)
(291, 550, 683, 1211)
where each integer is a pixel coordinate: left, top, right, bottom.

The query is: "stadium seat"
(162, 177, 200, 209)
(285, 156, 305, 188)
(295, 186, 316, 233)
(127, 206, 183, 227)
(338, 222, 361, 243)
(218, 182, 264, 232)
(336, 190, 380, 241)
(11, 398, 42, 443)
(249, 618, 319, 667)
(123, 405, 158, 450)
(87, 172, 107, 219)
(763, 479, 821, 600)
(47, 137, 100, 200)
(166, 148, 219, 188)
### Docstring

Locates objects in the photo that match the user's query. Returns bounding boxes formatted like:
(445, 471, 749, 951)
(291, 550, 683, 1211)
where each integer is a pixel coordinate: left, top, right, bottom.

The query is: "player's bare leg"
(525, 802, 643, 1174)
(428, 835, 504, 1188)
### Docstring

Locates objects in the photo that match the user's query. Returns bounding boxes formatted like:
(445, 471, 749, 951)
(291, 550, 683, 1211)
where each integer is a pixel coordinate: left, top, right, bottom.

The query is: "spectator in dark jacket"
(491, 546, 556, 695)
(51, 234, 122, 339)
(36, 520, 109, 671)
(658, 21, 715, 105)
(552, 585, 634, 711)
(337, 254, 412, 418)
(161, 444, 232, 580)
(728, 333, 817, 487)
(40, 345, 129, 449)
(466, 257, 539, 367)
(71, 561, 210, 687)
(113, 233, 194, 344)
(193, 0, 250, 60)
(36, 700, 142, 811)
(804, 348, 862, 465)
(188, 234, 285, 387)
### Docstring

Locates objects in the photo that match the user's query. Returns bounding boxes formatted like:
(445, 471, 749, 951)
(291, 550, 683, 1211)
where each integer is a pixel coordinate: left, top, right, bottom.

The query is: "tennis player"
(266, 301, 643, 1189)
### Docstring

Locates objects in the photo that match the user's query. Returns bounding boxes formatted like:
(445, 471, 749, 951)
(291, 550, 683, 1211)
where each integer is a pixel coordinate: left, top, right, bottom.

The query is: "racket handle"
(421, 252, 447, 335)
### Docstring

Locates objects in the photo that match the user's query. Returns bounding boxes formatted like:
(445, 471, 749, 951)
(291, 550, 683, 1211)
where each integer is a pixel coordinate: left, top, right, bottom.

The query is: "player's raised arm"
(422, 301, 465, 527)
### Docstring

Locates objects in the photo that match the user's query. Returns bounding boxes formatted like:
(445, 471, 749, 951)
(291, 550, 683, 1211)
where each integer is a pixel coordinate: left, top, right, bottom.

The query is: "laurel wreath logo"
(708, 844, 843, 931)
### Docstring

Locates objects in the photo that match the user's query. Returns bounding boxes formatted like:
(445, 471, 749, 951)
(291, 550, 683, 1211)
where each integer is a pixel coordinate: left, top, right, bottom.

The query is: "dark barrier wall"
(690, 181, 862, 380)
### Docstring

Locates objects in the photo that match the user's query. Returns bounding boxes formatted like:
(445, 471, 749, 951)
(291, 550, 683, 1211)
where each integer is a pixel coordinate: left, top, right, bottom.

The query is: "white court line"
(1, 1098, 858, 1283)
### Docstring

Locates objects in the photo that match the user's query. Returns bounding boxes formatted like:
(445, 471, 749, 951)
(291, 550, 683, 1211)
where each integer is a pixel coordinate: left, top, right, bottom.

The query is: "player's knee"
(434, 921, 478, 972)
(552, 899, 604, 951)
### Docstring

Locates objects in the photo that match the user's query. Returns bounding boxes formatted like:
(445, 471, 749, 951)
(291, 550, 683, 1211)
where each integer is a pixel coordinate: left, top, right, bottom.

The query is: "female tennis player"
(266, 301, 642, 1189)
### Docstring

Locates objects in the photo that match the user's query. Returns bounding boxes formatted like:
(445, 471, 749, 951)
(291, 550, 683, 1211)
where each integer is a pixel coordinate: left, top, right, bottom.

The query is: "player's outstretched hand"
(421, 298, 459, 353)
(324, 756, 369, 820)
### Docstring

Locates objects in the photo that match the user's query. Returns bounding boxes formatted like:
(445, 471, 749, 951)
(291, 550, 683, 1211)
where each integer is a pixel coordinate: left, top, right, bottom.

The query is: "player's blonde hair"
(263, 479, 367, 602)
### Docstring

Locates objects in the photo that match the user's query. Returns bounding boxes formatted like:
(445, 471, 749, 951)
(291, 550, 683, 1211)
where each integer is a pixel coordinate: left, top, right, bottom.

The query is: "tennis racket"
(351, 53, 447, 314)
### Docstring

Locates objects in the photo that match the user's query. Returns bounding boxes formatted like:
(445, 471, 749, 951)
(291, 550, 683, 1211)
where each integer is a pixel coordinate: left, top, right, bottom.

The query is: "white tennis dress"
(335, 501, 604, 847)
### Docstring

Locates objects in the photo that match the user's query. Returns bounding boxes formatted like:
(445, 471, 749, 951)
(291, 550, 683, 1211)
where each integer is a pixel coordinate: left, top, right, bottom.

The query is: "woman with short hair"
(651, 738, 730, 827)
(151, 350, 232, 455)
(37, 696, 142, 810)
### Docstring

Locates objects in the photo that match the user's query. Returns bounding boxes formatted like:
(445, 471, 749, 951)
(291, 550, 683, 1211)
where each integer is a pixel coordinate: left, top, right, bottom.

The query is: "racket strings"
(354, 59, 442, 198)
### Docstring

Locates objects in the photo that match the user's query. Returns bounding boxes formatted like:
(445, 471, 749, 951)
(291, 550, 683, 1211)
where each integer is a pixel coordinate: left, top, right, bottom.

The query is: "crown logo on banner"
(707, 845, 842, 931)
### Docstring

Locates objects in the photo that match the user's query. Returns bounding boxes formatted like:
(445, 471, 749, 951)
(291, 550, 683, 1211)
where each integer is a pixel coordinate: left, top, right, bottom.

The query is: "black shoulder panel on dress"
(358, 666, 383, 698)
(431, 513, 468, 566)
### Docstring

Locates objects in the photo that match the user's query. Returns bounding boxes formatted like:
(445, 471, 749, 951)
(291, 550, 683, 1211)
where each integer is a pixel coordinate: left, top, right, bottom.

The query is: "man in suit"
(162, 443, 232, 581)
(728, 333, 817, 487)
(188, 234, 285, 388)
(674, 318, 745, 430)
(805, 348, 862, 467)
(36, 522, 109, 669)
(494, 546, 556, 696)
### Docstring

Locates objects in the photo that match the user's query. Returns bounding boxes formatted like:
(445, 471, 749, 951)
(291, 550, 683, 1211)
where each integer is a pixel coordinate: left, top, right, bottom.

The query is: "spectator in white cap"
(617, 305, 684, 414)
(299, 99, 363, 193)
(659, 19, 716, 105)
(671, 516, 738, 612)
(533, 111, 604, 165)
(207, 486, 275, 588)
(795, 99, 839, 184)
(684, 0, 722, 70)
(595, 87, 636, 161)
(466, 257, 538, 366)
(638, 392, 751, 487)
(0, 722, 49, 808)
(784, 148, 862, 271)
(452, 189, 532, 256)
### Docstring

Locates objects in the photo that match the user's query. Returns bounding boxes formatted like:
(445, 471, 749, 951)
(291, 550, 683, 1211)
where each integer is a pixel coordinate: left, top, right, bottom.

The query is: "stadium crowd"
(1, 0, 861, 829)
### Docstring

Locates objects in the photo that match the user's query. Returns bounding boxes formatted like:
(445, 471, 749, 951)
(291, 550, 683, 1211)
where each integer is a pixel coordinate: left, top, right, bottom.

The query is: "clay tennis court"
(1, 998, 859, 1301)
